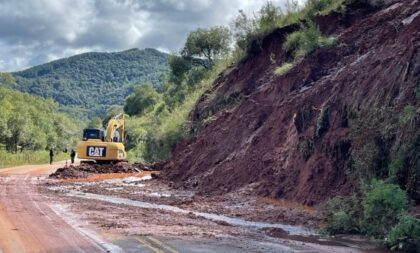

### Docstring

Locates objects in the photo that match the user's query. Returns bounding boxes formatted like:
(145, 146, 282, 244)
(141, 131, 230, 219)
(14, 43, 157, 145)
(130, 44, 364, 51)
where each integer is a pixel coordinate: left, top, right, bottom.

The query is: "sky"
(0, 0, 302, 72)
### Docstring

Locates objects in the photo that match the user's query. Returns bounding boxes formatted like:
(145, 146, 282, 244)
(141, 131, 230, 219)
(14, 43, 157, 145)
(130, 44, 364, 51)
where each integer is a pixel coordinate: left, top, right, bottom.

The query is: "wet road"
(0, 162, 381, 253)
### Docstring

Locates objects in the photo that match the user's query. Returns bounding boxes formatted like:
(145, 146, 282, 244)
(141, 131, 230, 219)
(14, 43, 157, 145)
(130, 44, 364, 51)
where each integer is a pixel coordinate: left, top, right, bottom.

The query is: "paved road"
(0, 162, 376, 253)
(0, 161, 110, 253)
(0, 162, 282, 253)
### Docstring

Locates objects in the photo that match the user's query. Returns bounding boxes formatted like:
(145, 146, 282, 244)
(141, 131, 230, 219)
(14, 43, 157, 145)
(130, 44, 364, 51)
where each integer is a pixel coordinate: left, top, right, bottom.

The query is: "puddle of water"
(103, 175, 152, 185)
(62, 190, 315, 236)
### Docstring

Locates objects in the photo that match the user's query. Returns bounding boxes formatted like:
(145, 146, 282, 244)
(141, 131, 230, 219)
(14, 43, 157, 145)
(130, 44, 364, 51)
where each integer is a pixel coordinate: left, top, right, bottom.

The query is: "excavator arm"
(105, 113, 125, 143)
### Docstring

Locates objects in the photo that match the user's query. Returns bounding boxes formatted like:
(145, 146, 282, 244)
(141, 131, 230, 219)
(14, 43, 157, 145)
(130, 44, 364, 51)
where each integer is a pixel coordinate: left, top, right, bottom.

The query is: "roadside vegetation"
(0, 150, 69, 169)
(0, 74, 81, 167)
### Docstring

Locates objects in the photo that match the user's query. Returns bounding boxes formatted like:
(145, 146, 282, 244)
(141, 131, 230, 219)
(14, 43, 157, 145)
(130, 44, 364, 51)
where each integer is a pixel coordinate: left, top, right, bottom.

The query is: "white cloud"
(0, 0, 296, 72)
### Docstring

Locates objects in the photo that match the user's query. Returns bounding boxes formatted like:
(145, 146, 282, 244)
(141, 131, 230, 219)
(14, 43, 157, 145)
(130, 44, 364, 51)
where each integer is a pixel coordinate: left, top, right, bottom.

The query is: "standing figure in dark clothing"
(49, 149, 54, 165)
(70, 149, 76, 164)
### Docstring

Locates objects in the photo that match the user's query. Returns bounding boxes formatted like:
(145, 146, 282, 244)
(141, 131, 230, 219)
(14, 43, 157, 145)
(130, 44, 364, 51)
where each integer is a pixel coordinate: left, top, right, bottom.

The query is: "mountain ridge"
(12, 48, 169, 119)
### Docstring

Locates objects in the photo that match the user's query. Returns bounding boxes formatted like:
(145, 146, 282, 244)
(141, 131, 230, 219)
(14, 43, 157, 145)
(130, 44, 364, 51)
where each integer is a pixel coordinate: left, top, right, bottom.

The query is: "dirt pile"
(162, 0, 420, 205)
(49, 162, 153, 179)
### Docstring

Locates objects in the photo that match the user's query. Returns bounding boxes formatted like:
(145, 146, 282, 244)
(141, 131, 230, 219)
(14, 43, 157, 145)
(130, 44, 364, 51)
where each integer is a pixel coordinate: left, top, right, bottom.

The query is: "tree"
(103, 105, 124, 126)
(124, 84, 160, 116)
(168, 55, 192, 85)
(182, 26, 231, 66)
(0, 87, 81, 153)
(258, 1, 282, 32)
(0, 73, 16, 87)
(88, 117, 103, 129)
(232, 10, 258, 51)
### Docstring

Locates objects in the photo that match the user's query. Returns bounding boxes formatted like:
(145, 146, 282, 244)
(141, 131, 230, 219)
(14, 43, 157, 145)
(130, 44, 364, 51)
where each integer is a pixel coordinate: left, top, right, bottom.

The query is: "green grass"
(283, 23, 338, 60)
(126, 59, 231, 163)
(274, 62, 295, 76)
(0, 150, 69, 169)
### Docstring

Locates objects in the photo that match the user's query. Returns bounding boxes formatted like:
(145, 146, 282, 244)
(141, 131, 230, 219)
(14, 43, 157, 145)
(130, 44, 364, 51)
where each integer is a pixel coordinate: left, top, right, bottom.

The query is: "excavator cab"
(76, 114, 127, 163)
(82, 128, 105, 141)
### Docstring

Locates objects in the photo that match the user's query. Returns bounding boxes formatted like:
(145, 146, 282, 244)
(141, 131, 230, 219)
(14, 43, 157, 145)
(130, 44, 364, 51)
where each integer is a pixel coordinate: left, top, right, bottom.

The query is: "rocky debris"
(49, 162, 153, 179)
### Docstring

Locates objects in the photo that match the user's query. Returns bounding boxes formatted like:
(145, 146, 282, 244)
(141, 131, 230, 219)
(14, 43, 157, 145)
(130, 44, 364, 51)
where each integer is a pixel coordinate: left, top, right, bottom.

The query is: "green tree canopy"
(0, 87, 81, 152)
(182, 26, 231, 66)
(124, 84, 161, 116)
(102, 105, 124, 126)
(168, 55, 192, 85)
(88, 117, 103, 129)
(0, 73, 16, 87)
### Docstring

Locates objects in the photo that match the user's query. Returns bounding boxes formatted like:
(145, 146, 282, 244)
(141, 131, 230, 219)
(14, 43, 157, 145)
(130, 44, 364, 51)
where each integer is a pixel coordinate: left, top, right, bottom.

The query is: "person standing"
(70, 149, 76, 164)
(49, 149, 54, 165)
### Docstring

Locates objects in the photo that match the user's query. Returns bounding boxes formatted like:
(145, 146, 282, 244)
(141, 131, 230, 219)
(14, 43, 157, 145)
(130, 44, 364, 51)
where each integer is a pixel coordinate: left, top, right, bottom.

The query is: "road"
(0, 161, 108, 253)
(0, 162, 384, 253)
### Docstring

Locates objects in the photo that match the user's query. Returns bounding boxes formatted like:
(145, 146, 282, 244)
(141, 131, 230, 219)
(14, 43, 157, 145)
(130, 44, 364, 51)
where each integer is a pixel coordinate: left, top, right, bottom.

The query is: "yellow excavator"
(76, 113, 127, 163)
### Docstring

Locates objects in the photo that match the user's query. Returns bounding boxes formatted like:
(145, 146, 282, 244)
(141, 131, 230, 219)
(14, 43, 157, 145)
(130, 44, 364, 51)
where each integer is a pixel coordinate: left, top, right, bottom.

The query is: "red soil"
(162, 0, 420, 205)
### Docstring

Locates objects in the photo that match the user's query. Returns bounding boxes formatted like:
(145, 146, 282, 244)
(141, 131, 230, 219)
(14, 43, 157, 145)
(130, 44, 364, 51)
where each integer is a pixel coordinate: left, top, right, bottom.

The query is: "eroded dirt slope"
(162, 0, 420, 205)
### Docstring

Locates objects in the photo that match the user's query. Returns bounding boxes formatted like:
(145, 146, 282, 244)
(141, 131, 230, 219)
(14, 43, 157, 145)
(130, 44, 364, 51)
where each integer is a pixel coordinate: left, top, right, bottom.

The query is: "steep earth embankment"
(162, 0, 420, 205)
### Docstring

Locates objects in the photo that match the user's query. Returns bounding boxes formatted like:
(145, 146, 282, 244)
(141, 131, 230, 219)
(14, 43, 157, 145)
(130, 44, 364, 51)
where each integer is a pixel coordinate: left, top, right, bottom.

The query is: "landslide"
(49, 162, 153, 179)
(162, 0, 420, 205)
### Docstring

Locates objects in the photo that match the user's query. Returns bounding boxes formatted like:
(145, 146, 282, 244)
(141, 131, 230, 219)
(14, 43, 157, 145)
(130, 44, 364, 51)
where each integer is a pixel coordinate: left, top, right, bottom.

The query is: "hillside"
(13, 48, 169, 119)
(162, 0, 420, 206)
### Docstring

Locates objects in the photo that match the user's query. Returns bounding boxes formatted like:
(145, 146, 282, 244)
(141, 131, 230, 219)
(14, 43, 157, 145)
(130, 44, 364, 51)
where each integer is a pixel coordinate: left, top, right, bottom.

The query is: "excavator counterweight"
(76, 113, 127, 163)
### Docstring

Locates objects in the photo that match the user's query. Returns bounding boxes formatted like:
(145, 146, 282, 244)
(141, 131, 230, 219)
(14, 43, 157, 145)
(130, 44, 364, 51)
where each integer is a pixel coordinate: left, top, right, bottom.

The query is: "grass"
(127, 59, 232, 163)
(270, 0, 345, 33)
(274, 62, 295, 76)
(0, 150, 69, 169)
(283, 23, 338, 60)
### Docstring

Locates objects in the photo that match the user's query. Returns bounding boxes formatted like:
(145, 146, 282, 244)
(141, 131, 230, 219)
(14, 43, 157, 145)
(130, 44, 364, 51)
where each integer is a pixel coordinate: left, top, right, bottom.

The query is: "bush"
(361, 180, 409, 238)
(415, 85, 420, 100)
(399, 105, 416, 126)
(305, 0, 345, 16)
(232, 1, 343, 54)
(283, 24, 338, 60)
(386, 214, 420, 252)
(315, 104, 330, 138)
(274, 62, 294, 76)
(321, 195, 361, 235)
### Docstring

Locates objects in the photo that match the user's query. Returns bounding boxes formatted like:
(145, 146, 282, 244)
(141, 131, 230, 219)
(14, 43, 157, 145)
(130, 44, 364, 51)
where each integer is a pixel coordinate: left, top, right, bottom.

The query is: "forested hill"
(12, 48, 169, 119)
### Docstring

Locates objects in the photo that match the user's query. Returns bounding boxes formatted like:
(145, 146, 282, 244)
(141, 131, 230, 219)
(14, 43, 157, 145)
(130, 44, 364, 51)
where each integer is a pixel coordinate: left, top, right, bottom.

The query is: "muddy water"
(61, 190, 391, 252)
(63, 190, 315, 235)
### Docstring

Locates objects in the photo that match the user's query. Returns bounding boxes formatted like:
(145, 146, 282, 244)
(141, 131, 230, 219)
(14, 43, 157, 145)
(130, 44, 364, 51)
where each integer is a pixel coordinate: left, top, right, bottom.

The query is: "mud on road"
(39, 166, 387, 253)
(0, 162, 388, 253)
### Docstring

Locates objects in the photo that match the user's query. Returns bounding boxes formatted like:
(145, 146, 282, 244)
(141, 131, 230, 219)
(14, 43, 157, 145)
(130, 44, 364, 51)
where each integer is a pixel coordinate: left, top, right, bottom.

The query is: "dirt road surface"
(0, 162, 387, 253)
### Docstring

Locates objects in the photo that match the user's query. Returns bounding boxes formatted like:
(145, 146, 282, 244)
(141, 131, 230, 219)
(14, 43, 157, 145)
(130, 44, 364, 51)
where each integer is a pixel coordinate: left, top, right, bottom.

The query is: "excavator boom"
(105, 113, 125, 142)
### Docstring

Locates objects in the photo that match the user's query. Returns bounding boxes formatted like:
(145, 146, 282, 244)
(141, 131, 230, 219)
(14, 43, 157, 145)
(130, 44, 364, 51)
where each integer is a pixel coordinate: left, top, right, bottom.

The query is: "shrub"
(321, 194, 361, 235)
(298, 138, 314, 161)
(305, 0, 345, 16)
(274, 62, 294, 76)
(399, 105, 416, 126)
(361, 180, 409, 238)
(388, 148, 406, 178)
(232, 1, 343, 54)
(415, 86, 420, 100)
(321, 195, 361, 235)
(386, 214, 420, 253)
(283, 24, 338, 60)
(315, 104, 330, 138)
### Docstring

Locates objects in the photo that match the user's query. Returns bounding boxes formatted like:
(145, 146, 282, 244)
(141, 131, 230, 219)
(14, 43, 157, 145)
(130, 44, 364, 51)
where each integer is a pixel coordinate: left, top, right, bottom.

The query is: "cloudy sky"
(0, 0, 302, 72)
